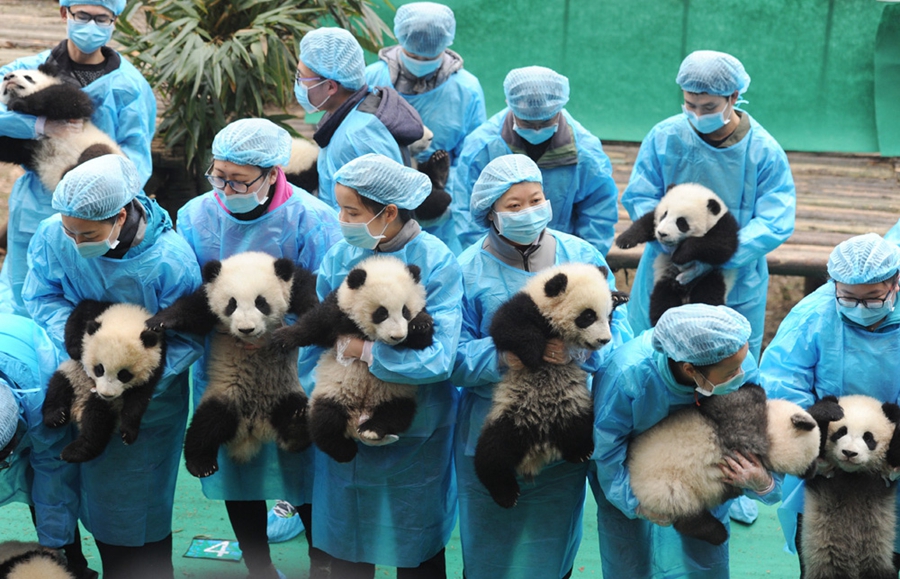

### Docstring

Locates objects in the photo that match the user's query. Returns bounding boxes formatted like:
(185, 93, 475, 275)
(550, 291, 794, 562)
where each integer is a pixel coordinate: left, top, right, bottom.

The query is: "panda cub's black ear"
(273, 258, 295, 283)
(406, 264, 422, 284)
(544, 273, 568, 297)
(882, 402, 900, 424)
(37, 62, 60, 77)
(140, 329, 161, 349)
(202, 260, 222, 283)
(346, 268, 367, 290)
(597, 265, 609, 278)
(707, 198, 722, 216)
(85, 320, 101, 336)
(791, 413, 817, 432)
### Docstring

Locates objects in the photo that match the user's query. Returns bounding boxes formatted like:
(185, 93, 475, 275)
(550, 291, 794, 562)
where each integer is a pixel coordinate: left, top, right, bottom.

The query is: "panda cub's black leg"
(271, 392, 311, 453)
(551, 408, 594, 464)
(309, 397, 358, 463)
(184, 398, 239, 478)
(474, 415, 531, 509)
(686, 270, 727, 307)
(649, 274, 689, 326)
(358, 397, 417, 440)
(117, 381, 156, 445)
(60, 397, 116, 463)
(673, 511, 729, 546)
(42, 371, 75, 428)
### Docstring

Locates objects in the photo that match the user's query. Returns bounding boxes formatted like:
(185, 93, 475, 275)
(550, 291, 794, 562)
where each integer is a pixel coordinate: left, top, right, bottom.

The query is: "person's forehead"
(69, 4, 115, 15)
(683, 91, 723, 103)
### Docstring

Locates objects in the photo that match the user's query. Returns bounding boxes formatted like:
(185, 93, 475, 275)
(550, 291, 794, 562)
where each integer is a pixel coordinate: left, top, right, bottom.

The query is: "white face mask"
(693, 369, 744, 397)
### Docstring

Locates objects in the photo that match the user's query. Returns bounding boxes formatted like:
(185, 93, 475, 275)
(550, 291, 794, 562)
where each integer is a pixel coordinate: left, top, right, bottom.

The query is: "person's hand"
(720, 451, 774, 494)
(675, 261, 713, 285)
(39, 118, 84, 138)
(636, 505, 673, 526)
(542, 337, 570, 365)
(335, 335, 368, 366)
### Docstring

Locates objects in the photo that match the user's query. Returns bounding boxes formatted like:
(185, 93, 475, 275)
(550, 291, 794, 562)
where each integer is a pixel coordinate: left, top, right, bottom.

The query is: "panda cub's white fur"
(284, 138, 319, 177)
(0, 541, 74, 579)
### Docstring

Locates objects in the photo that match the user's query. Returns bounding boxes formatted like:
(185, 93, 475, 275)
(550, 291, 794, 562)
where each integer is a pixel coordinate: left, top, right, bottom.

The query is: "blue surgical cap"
(0, 384, 17, 451)
(212, 119, 292, 168)
(335, 153, 431, 210)
(676, 50, 751, 96)
(652, 304, 751, 365)
(394, 2, 456, 59)
(300, 28, 366, 91)
(52, 155, 141, 221)
(503, 66, 570, 122)
(827, 233, 900, 285)
(470, 154, 543, 226)
(59, 0, 125, 15)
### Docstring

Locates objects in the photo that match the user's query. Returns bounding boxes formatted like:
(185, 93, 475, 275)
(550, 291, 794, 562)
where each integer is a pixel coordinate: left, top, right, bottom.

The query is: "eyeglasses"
(205, 165, 268, 194)
(67, 7, 116, 27)
(295, 70, 323, 84)
(836, 293, 895, 309)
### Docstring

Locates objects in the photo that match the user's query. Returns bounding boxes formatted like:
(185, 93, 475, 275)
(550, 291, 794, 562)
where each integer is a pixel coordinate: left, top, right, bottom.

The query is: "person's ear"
(383, 204, 399, 224)
(681, 362, 697, 379)
(267, 168, 278, 186)
(60, 7, 67, 21)
(729, 91, 739, 106)
(115, 207, 128, 228)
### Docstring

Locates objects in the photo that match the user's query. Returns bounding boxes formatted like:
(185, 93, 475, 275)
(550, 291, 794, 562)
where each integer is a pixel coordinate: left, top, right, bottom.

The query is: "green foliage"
(115, 0, 392, 175)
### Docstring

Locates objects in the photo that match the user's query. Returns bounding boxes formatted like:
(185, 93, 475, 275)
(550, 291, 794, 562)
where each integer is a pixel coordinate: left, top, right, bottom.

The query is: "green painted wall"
(369, 0, 900, 155)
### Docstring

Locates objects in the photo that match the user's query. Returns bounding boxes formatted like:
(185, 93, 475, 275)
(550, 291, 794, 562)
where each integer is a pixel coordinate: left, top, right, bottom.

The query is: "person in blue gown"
(21, 155, 203, 579)
(450, 66, 619, 256)
(365, 2, 486, 250)
(620, 50, 795, 362)
(298, 153, 462, 578)
(451, 154, 632, 579)
(175, 118, 341, 579)
(761, 233, 900, 572)
(592, 304, 779, 579)
(0, 0, 156, 315)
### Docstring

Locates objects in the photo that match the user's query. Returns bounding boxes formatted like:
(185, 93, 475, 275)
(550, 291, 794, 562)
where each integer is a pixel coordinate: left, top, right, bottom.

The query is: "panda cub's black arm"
(10, 83, 95, 120)
(145, 287, 218, 336)
(64, 300, 114, 360)
(400, 308, 435, 350)
(273, 292, 357, 350)
(615, 211, 657, 250)
(288, 267, 318, 317)
(0, 137, 37, 168)
(670, 212, 740, 266)
(489, 293, 553, 370)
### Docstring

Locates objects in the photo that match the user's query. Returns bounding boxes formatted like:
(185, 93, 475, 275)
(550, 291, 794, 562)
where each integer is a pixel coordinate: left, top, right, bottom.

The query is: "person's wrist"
(34, 116, 47, 137)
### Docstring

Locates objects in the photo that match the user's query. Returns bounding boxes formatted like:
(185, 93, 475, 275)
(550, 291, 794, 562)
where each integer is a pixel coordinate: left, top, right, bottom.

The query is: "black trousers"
(29, 504, 96, 579)
(325, 548, 447, 579)
(94, 533, 173, 579)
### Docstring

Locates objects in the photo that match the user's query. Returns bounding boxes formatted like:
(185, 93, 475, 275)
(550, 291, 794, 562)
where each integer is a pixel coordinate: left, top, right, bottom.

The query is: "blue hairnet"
(651, 304, 751, 365)
(676, 50, 750, 96)
(503, 66, 570, 122)
(334, 153, 431, 210)
(394, 2, 455, 59)
(0, 383, 16, 450)
(52, 155, 141, 221)
(470, 154, 543, 226)
(300, 28, 366, 91)
(827, 233, 900, 284)
(59, 0, 125, 15)
(212, 118, 292, 168)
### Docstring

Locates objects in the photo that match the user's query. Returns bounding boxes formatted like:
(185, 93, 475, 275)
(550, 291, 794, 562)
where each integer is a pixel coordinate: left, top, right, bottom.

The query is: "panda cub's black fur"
(616, 183, 739, 325)
(42, 300, 165, 463)
(0, 541, 73, 579)
(146, 252, 318, 478)
(0, 63, 122, 191)
(475, 263, 625, 508)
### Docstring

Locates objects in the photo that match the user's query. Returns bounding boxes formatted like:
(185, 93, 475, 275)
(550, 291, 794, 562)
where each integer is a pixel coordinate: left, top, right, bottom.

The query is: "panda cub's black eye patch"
(402, 305, 411, 320)
(676, 217, 690, 233)
(225, 297, 237, 316)
(863, 431, 877, 451)
(575, 309, 598, 329)
(117, 369, 134, 383)
(23, 75, 34, 83)
(255, 295, 271, 315)
(372, 306, 389, 324)
(830, 425, 848, 442)
(93, 364, 104, 377)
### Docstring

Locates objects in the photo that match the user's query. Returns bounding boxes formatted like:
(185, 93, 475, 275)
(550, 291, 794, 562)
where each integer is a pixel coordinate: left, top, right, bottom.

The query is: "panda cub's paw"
(120, 424, 139, 446)
(489, 484, 521, 509)
(186, 455, 219, 478)
(42, 406, 70, 428)
(270, 325, 302, 351)
(60, 439, 100, 463)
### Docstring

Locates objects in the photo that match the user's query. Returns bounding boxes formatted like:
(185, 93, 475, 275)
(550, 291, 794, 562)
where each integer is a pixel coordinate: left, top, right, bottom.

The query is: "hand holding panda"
(615, 183, 740, 325)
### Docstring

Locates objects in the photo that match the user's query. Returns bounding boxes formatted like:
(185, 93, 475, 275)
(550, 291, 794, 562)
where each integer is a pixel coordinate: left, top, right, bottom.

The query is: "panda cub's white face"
(0, 68, 56, 104)
(527, 263, 614, 351)
(654, 183, 728, 251)
(337, 255, 426, 346)
(825, 395, 896, 474)
(205, 252, 293, 343)
(81, 304, 162, 400)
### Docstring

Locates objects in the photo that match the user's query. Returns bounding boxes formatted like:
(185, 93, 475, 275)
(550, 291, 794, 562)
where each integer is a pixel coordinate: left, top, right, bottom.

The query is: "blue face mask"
(682, 102, 732, 134)
(493, 200, 553, 245)
(838, 291, 897, 328)
(294, 79, 330, 114)
(67, 19, 113, 55)
(69, 222, 120, 259)
(339, 207, 388, 250)
(513, 121, 559, 145)
(399, 51, 443, 78)
(217, 173, 269, 215)
(694, 368, 744, 397)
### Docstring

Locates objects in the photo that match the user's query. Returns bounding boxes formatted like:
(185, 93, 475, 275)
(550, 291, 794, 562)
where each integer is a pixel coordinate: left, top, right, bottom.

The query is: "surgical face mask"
(69, 221, 121, 259)
(838, 290, 896, 327)
(513, 120, 559, 145)
(493, 200, 553, 245)
(67, 19, 113, 54)
(694, 368, 744, 397)
(339, 207, 388, 250)
(399, 51, 443, 78)
(218, 172, 270, 214)
(294, 79, 330, 114)
(682, 101, 732, 134)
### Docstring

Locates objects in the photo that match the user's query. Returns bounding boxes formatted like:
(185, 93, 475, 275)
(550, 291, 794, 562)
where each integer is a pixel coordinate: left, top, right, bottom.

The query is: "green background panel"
(369, 0, 899, 154)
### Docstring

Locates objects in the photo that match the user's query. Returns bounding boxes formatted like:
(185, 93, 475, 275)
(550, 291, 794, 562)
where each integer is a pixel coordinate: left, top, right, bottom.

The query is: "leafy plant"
(115, 0, 392, 178)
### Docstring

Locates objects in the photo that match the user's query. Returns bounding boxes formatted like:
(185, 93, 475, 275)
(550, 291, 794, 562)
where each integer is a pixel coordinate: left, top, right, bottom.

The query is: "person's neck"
(66, 40, 105, 65)
(321, 90, 354, 115)
(704, 107, 740, 142)
(376, 218, 405, 245)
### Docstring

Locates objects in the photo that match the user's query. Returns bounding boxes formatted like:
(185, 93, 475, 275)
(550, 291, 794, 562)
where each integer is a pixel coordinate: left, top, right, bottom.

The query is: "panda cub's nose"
(842, 449, 858, 459)
(657, 231, 668, 239)
(238, 328, 254, 335)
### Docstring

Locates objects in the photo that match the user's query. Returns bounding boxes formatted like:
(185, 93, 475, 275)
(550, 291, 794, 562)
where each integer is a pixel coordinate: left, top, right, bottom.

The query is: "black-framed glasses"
(836, 293, 895, 309)
(205, 164, 268, 194)
(67, 7, 116, 27)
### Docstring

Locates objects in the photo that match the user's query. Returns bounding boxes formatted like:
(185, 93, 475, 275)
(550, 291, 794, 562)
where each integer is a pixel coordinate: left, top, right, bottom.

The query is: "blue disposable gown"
(620, 112, 795, 361)
(21, 195, 203, 546)
(449, 108, 619, 256)
(760, 282, 900, 553)
(0, 314, 78, 548)
(451, 229, 633, 579)
(0, 48, 156, 315)
(176, 182, 341, 503)
(305, 229, 462, 567)
(591, 331, 769, 578)
(885, 218, 900, 245)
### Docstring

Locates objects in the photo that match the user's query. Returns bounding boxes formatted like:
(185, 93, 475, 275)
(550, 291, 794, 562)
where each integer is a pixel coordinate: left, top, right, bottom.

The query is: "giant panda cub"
(146, 251, 318, 477)
(0, 63, 122, 191)
(272, 254, 435, 463)
(41, 300, 165, 463)
(802, 394, 900, 579)
(615, 183, 739, 325)
(475, 263, 626, 508)
(627, 384, 821, 545)
(0, 541, 72, 579)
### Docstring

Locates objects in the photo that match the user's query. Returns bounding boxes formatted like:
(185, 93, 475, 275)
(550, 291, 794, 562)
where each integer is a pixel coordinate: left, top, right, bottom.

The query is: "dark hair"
(358, 194, 413, 224)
